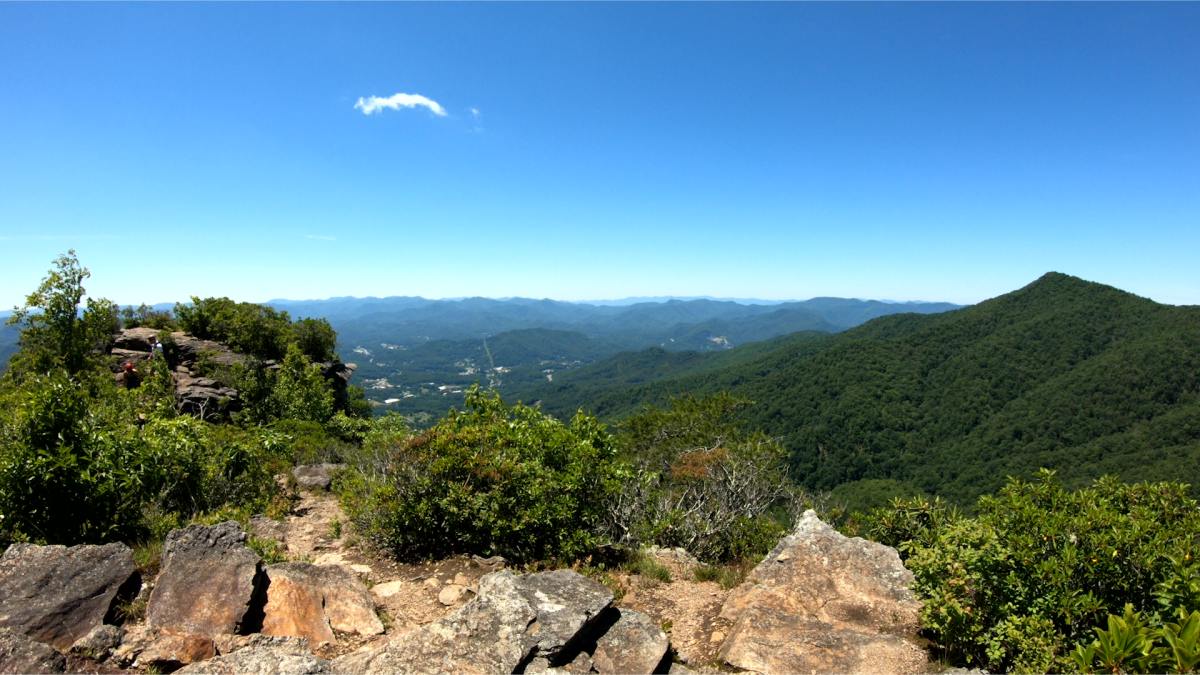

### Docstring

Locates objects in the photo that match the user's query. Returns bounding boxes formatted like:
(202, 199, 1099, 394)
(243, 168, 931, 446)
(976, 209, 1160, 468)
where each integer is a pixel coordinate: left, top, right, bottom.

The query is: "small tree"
(6, 250, 118, 378)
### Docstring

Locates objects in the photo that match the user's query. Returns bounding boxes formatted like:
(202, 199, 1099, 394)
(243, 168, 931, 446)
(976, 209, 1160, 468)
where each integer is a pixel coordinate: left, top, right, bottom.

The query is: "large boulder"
(148, 522, 264, 637)
(591, 609, 669, 675)
(717, 510, 926, 675)
(331, 569, 616, 675)
(0, 543, 138, 651)
(331, 570, 537, 675)
(260, 563, 383, 646)
(515, 569, 613, 661)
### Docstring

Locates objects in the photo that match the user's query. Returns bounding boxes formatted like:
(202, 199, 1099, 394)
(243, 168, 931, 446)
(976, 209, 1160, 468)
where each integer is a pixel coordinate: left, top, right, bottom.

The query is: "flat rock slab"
(717, 510, 926, 674)
(292, 464, 343, 491)
(261, 563, 383, 646)
(591, 609, 669, 675)
(515, 569, 613, 661)
(5, 636, 116, 675)
(177, 635, 329, 675)
(0, 542, 137, 650)
(331, 570, 537, 675)
(148, 522, 263, 637)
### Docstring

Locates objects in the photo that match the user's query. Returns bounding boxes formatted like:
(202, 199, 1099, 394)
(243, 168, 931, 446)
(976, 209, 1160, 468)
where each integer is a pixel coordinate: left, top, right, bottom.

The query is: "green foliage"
(175, 297, 289, 360)
(248, 535, 289, 564)
(622, 551, 672, 583)
(292, 317, 337, 363)
(871, 471, 1200, 673)
(119, 304, 178, 331)
(340, 385, 621, 562)
(0, 370, 288, 545)
(602, 394, 800, 563)
(6, 251, 119, 378)
(175, 296, 316, 361)
(1072, 605, 1200, 674)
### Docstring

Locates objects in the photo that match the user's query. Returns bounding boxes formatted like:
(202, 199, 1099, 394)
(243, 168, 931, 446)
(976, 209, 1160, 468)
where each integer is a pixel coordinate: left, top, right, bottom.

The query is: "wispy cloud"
(354, 93, 447, 116)
(304, 235, 336, 242)
(469, 107, 483, 132)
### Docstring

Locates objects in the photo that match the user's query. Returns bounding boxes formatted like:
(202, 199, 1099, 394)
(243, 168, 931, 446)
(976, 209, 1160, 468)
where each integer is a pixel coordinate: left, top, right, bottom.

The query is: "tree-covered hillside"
(543, 273, 1200, 507)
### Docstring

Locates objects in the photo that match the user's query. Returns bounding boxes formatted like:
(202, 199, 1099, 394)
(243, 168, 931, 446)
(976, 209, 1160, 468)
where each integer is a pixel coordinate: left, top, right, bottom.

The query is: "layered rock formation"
(106, 327, 356, 421)
(717, 510, 927, 674)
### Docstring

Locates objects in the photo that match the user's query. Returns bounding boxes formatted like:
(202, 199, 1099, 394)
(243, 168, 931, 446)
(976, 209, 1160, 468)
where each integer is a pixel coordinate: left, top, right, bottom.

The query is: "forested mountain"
(534, 273, 1200, 507)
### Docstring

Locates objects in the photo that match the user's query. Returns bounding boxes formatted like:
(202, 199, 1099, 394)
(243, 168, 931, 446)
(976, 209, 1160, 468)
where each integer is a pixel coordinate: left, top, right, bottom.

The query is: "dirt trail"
(269, 488, 733, 669)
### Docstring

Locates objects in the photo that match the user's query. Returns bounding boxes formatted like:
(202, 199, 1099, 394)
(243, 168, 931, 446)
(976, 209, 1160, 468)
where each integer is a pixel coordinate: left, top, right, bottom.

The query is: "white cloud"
(304, 235, 336, 242)
(354, 93, 447, 116)
(470, 107, 480, 119)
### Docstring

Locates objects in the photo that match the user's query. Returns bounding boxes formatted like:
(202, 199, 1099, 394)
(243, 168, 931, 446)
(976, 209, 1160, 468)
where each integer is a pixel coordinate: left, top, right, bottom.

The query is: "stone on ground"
(292, 464, 342, 491)
(515, 569, 613, 661)
(260, 563, 383, 646)
(148, 522, 264, 637)
(0, 542, 137, 650)
(70, 625, 124, 662)
(437, 584, 467, 606)
(111, 626, 215, 671)
(0, 628, 66, 674)
(591, 609, 669, 675)
(176, 635, 330, 675)
(717, 510, 926, 675)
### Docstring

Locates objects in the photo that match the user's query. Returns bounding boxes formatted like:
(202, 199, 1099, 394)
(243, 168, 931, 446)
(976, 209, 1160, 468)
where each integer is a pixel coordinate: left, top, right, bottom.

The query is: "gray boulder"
(591, 609, 669, 675)
(148, 522, 264, 637)
(515, 569, 613, 661)
(0, 628, 66, 674)
(0, 542, 137, 650)
(291, 464, 343, 491)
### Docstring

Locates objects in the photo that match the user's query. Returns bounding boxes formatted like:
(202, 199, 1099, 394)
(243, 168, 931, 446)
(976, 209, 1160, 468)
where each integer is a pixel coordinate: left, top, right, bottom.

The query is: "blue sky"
(2, 3, 1197, 308)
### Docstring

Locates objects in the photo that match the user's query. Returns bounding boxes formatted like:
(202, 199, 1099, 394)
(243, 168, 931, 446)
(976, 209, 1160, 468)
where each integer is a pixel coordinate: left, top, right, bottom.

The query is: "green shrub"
(603, 394, 799, 563)
(175, 297, 294, 361)
(869, 470, 1200, 673)
(341, 385, 621, 562)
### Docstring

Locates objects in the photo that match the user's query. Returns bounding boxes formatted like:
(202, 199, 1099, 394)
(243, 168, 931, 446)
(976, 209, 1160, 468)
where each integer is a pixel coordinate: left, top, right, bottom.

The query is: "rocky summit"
(0, 511, 927, 675)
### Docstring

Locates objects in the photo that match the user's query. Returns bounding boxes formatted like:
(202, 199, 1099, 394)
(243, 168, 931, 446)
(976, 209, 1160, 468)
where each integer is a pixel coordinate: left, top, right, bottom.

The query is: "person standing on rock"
(149, 336, 164, 360)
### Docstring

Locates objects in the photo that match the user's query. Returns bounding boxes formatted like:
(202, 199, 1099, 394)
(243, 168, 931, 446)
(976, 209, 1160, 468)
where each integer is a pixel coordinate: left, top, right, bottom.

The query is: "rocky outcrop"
(260, 563, 383, 646)
(331, 570, 537, 675)
(107, 328, 358, 421)
(330, 569, 658, 675)
(69, 625, 124, 663)
(0, 543, 138, 651)
(717, 510, 926, 675)
(148, 522, 264, 638)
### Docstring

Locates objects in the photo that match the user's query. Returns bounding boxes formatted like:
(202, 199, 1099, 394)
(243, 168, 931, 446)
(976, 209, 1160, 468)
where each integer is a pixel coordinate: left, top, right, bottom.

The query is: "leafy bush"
(340, 385, 621, 562)
(1072, 605, 1200, 674)
(0, 371, 288, 546)
(174, 297, 338, 364)
(602, 393, 800, 563)
(119, 304, 177, 331)
(866, 470, 1200, 673)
